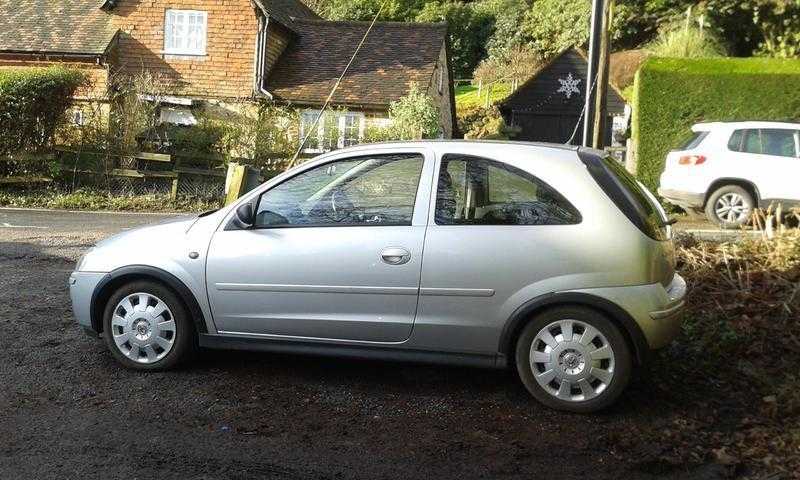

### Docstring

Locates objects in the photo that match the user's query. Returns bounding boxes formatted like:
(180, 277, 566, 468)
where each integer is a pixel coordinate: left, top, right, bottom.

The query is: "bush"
(631, 57, 800, 193)
(367, 83, 441, 141)
(457, 105, 518, 139)
(0, 67, 87, 157)
(646, 23, 727, 58)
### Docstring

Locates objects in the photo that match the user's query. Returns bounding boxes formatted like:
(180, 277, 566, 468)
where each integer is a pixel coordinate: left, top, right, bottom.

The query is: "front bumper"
(69, 271, 108, 336)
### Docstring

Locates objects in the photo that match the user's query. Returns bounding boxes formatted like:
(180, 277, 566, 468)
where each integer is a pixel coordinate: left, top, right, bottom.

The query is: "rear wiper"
(660, 217, 678, 227)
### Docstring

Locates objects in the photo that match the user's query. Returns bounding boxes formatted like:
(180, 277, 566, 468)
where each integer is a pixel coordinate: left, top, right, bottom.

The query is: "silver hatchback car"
(70, 141, 686, 412)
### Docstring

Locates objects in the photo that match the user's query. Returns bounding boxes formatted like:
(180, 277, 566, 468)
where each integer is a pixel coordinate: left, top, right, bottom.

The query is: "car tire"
(515, 306, 632, 413)
(103, 280, 196, 370)
(705, 185, 754, 229)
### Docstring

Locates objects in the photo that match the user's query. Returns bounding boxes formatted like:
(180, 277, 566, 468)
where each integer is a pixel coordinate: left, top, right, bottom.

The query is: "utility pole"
(582, 0, 605, 147)
(591, 0, 613, 149)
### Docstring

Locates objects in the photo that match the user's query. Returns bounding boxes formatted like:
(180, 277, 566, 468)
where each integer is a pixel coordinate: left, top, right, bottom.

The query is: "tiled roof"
(267, 19, 447, 107)
(0, 0, 117, 55)
(259, 0, 319, 29)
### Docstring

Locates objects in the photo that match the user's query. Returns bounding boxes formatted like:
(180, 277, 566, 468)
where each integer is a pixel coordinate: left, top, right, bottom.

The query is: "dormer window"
(164, 9, 207, 56)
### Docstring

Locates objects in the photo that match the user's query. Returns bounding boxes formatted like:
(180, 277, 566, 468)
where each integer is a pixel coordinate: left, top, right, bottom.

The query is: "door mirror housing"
(233, 202, 255, 229)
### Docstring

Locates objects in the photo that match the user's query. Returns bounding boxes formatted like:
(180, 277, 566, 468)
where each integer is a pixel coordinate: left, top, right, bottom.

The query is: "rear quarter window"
(681, 131, 709, 150)
(578, 151, 668, 241)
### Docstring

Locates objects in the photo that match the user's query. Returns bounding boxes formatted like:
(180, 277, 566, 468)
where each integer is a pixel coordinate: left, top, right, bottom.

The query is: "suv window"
(761, 129, 797, 157)
(579, 152, 668, 241)
(434, 154, 581, 226)
(728, 129, 745, 151)
(681, 131, 709, 150)
(730, 128, 799, 157)
(255, 153, 424, 227)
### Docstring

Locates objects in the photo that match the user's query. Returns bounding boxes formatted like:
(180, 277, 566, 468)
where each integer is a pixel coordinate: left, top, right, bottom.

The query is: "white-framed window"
(299, 110, 365, 152)
(436, 66, 443, 94)
(164, 9, 208, 56)
(71, 109, 85, 126)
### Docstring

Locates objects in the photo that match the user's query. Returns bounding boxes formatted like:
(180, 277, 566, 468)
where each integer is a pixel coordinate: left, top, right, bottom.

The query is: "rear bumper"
(658, 188, 704, 210)
(69, 271, 108, 336)
(572, 273, 687, 351)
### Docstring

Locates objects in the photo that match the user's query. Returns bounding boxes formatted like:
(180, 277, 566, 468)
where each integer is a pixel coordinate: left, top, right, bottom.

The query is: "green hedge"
(631, 57, 800, 193)
(0, 67, 87, 159)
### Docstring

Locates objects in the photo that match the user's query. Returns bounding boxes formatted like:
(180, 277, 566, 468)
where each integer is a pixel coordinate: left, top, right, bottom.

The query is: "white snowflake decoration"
(557, 73, 581, 99)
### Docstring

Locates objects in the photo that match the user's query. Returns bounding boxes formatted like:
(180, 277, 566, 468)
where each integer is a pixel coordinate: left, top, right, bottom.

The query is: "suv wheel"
(515, 306, 632, 413)
(705, 185, 754, 228)
(103, 280, 196, 370)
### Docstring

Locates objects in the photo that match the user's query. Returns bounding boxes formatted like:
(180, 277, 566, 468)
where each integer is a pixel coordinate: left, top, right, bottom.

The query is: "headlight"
(75, 248, 94, 271)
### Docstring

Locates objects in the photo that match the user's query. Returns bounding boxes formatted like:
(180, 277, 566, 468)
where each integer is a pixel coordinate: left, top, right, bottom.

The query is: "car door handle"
(380, 247, 411, 265)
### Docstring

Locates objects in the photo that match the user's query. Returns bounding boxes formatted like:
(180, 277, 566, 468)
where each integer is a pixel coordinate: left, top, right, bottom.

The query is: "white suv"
(659, 121, 800, 227)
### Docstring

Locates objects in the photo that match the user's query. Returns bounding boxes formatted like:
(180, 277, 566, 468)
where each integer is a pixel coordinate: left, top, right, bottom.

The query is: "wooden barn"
(499, 48, 628, 146)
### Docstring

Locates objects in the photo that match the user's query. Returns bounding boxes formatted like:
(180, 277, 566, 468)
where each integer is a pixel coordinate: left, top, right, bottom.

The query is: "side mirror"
(234, 202, 255, 229)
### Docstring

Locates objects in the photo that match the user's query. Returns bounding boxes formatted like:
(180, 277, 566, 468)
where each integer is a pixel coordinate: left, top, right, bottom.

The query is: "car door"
(757, 128, 800, 203)
(206, 148, 435, 343)
(413, 152, 583, 354)
(730, 128, 799, 203)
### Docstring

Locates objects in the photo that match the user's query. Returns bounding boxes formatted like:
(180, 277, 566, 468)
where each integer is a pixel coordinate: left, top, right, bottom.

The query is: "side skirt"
(199, 334, 504, 369)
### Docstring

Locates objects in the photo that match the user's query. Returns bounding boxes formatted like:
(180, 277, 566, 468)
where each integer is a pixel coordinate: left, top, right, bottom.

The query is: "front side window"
(434, 154, 581, 226)
(164, 9, 208, 55)
(299, 110, 365, 152)
(255, 154, 424, 227)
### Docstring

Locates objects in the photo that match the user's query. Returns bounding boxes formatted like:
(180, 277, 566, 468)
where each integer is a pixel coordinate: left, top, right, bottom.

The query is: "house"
(499, 48, 627, 146)
(0, 0, 456, 151)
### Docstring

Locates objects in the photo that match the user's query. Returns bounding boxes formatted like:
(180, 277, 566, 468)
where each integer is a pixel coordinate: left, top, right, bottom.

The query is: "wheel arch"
(90, 265, 208, 335)
(498, 292, 650, 366)
(704, 178, 760, 206)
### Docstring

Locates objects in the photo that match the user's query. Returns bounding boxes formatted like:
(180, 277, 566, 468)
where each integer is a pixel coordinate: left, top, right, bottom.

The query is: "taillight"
(678, 155, 706, 165)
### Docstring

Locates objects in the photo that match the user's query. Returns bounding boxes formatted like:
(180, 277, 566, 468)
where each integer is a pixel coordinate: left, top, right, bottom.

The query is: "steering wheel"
(330, 189, 358, 222)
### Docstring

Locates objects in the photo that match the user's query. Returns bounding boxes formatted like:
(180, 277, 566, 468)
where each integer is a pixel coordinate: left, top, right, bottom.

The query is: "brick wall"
(0, 56, 110, 99)
(108, 0, 260, 99)
(264, 21, 291, 77)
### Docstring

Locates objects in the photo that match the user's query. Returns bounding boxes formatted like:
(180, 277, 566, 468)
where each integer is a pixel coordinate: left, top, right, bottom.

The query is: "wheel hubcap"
(111, 293, 176, 364)
(715, 193, 750, 224)
(530, 319, 615, 402)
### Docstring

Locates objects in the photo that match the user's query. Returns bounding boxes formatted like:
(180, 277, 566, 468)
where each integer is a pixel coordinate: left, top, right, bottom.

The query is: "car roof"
(323, 140, 585, 157)
(338, 139, 579, 151)
(693, 121, 800, 131)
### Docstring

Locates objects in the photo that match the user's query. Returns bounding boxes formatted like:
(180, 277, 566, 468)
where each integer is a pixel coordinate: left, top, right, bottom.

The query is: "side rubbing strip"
(420, 288, 495, 297)
(215, 283, 419, 295)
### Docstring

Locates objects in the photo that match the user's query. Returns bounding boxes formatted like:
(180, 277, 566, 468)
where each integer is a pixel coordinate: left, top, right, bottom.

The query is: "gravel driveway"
(0, 209, 729, 480)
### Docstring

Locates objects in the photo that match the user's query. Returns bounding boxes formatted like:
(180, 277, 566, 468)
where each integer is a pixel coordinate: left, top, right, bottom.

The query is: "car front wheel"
(705, 185, 754, 228)
(515, 306, 632, 413)
(103, 280, 196, 370)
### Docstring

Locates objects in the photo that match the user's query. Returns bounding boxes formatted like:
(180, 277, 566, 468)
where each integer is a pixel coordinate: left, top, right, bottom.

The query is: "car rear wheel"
(515, 306, 632, 413)
(103, 280, 196, 370)
(705, 185, 754, 229)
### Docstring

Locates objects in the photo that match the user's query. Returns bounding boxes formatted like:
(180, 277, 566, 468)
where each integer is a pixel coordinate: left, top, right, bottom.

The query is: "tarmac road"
(0, 208, 733, 480)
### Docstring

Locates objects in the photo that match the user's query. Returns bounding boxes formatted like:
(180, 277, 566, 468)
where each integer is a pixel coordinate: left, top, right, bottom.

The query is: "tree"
(415, 2, 496, 77)
(477, 0, 531, 59)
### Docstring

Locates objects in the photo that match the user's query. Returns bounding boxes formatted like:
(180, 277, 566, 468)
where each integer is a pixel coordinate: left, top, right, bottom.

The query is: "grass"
(0, 189, 222, 212)
(455, 83, 513, 109)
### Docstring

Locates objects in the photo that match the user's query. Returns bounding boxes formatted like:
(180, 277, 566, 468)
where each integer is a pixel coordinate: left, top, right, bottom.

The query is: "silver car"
(70, 141, 686, 412)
